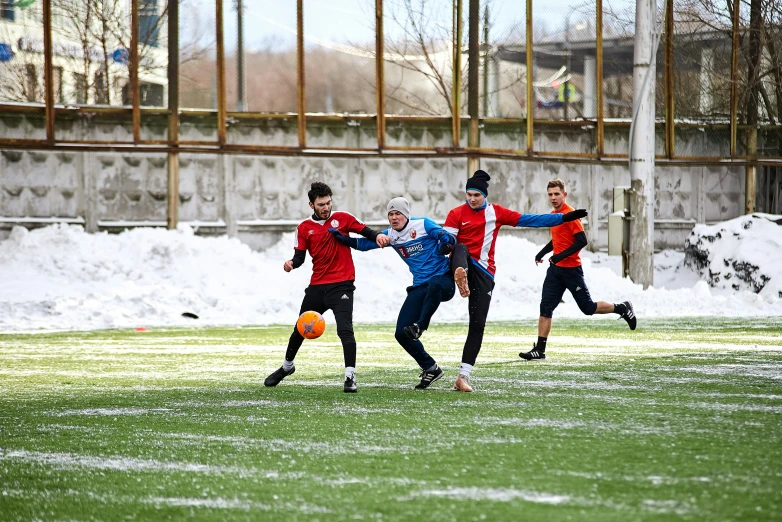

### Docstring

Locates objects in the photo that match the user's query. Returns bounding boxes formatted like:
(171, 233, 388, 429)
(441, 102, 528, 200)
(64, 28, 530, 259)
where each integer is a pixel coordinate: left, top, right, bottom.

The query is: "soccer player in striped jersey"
(519, 178, 636, 362)
(442, 170, 588, 392)
(264, 181, 388, 393)
(330, 197, 458, 389)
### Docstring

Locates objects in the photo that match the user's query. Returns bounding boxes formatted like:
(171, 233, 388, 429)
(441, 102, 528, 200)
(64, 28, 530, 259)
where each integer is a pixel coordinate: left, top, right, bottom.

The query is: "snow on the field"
(0, 220, 780, 332)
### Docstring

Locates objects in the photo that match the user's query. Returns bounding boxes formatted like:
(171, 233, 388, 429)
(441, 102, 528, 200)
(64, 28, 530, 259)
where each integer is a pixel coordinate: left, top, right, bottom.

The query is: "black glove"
(549, 253, 564, 265)
(328, 227, 352, 246)
(562, 209, 588, 222)
(439, 241, 454, 255)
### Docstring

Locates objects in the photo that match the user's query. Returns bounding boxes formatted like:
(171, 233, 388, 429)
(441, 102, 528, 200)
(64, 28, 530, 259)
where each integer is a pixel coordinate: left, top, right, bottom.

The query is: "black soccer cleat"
(619, 301, 637, 330)
(519, 344, 546, 361)
(344, 375, 357, 393)
(264, 366, 295, 387)
(415, 365, 444, 390)
(404, 323, 422, 340)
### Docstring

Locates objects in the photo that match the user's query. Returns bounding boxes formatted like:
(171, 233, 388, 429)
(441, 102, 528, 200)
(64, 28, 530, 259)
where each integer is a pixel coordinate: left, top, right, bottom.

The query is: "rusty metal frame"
(42, 0, 54, 143)
(452, 0, 462, 149)
(730, 0, 740, 158)
(130, 0, 140, 143)
(297, 0, 306, 148)
(216, 0, 227, 146)
(376, 0, 385, 149)
(167, 0, 179, 230)
(664, 0, 675, 159)
(525, 0, 533, 155)
(596, 0, 604, 157)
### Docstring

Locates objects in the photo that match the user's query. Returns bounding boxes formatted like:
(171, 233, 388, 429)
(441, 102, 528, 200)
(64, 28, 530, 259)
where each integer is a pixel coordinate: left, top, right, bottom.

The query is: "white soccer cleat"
(453, 374, 473, 392)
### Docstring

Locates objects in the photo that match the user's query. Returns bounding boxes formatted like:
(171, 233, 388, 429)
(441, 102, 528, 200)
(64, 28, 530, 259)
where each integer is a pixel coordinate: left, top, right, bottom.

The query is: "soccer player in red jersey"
(264, 182, 388, 393)
(519, 178, 636, 362)
(442, 170, 588, 392)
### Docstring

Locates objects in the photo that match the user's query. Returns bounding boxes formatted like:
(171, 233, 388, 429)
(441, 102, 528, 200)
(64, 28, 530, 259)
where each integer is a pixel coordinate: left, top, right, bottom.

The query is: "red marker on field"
(135, 327, 148, 332)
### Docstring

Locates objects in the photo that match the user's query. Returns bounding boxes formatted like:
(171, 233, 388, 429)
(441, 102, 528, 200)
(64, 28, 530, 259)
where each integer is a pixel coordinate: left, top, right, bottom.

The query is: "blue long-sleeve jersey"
(355, 217, 455, 286)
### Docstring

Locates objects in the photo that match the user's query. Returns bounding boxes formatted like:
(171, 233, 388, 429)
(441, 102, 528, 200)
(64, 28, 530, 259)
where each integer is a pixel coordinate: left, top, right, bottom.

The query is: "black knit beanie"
(466, 170, 491, 196)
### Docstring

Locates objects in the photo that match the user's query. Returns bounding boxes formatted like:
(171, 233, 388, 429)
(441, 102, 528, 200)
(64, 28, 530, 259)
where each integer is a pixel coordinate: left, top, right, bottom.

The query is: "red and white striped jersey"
(443, 203, 521, 276)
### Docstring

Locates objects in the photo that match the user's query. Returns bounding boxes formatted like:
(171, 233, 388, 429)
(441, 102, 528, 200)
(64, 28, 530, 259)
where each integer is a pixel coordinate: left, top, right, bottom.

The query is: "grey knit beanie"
(387, 197, 411, 219)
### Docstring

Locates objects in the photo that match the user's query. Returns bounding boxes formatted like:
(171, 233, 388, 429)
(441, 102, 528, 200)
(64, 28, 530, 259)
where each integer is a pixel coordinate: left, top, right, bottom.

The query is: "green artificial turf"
(0, 318, 780, 521)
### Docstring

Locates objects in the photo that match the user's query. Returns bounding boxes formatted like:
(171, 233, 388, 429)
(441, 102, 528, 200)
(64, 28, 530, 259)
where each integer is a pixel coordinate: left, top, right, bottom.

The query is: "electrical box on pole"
(608, 186, 631, 278)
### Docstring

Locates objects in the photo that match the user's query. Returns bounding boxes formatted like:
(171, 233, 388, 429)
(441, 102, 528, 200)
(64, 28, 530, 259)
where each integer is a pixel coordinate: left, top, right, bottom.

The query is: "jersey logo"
(575, 286, 582, 291)
(410, 229, 417, 239)
(341, 294, 350, 300)
(308, 230, 314, 235)
(330, 219, 339, 228)
(462, 221, 470, 225)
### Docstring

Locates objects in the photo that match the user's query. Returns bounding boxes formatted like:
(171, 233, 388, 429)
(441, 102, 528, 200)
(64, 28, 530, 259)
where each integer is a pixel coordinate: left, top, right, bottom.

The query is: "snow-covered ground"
(0, 222, 780, 332)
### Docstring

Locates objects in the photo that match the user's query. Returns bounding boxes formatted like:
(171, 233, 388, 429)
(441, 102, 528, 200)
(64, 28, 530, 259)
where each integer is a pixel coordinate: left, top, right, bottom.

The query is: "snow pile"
(684, 213, 782, 298)
(0, 221, 780, 332)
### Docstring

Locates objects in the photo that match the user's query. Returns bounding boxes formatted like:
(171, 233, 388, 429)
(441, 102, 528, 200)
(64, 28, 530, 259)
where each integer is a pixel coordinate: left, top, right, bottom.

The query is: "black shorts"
(540, 265, 597, 318)
(299, 280, 356, 317)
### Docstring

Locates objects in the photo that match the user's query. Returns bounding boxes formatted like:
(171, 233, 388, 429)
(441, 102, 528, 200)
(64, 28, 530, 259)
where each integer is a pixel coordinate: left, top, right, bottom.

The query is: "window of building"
(53, 66, 64, 104)
(0, 0, 14, 22)
(139, 0, 159, 48)
(74, 73, 87, 104)
(24, 64, 37, 102)
(94, 71, 108, 104)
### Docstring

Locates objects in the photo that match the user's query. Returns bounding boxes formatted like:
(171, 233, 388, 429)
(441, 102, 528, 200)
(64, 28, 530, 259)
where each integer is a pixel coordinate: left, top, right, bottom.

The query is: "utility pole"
(467, 0, 480, 174)
(629, 0, 656, 288)
(236, 0, 246, 111)
(482, 5, 489, 118)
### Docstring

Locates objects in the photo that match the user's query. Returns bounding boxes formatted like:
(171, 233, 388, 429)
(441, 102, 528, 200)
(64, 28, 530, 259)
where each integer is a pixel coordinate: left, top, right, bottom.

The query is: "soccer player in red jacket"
(264, 182, 388, 393)
(519, 178, 636, 361)
(442, 170, 587, 392)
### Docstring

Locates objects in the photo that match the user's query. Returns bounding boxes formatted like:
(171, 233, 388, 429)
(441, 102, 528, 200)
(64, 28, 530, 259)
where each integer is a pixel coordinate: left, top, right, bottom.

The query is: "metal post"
(167, 0, 180, 230)
(525, 0, 533, 154)
(42, 0, 54, 143)
(664, 0, 674, 158)
(236, 0, 246, 111)
(596, 0, 604, 156)
(297, 0, 306, 149)
(376, 0, 385, 150)
(564, 13, 571, 120)
(452, 0, 463, 148)
(730, 0, 739, 158)
(216, 0, 227, 145)
(130, 0, 140, 143)
(629, 0, 656, 288)
(468, 0, 480, 174)
(482, 5, 489, 118)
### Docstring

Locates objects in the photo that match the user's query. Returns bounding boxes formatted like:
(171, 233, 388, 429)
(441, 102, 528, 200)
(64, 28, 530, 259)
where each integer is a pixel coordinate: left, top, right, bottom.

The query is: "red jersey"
(294, 211, 366, 285)
(443, 203, 521, 276)
(550, 202, 584, 268)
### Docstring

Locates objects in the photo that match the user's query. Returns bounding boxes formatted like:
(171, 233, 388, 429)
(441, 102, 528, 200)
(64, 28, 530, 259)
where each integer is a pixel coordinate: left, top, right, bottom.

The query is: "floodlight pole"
(629, 0, 656, 288)
(236, 0, 246, 111)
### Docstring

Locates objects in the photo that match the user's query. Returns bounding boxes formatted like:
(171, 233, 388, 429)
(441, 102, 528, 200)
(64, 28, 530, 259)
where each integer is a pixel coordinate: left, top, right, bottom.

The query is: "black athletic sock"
(537, 337, 547, 352)
(614, 302, 627, 315)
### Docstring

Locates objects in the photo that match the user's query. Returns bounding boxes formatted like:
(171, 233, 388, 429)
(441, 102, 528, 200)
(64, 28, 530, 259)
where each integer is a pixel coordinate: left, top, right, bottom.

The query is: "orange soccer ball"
(296, 311, 326, 339)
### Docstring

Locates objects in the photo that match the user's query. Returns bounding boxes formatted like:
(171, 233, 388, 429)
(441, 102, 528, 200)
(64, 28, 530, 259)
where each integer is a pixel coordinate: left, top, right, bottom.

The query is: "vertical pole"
(730, 0, 739, 158)
(236, 0, 246, 111)
(297, 0, 306, 149)
(629, 0, 656, 288)
(482, 5, 489, 118)
(216, 0, 227, 145)
(467, 0, 480, 173)
(452, 0, 463, 148)
(664, 0, 674, 158)
(525, 0, 533, 154)
(130, 0, 140, 143)
(42, 0, 54, 144)
(596, 0, 604, 156)
(167, 0, 180, 230)
(376, 0, 385, 149)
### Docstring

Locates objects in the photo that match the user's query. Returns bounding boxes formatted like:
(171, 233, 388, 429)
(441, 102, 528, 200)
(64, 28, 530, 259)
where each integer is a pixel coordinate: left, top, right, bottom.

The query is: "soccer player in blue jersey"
(330, 197, 458, 390)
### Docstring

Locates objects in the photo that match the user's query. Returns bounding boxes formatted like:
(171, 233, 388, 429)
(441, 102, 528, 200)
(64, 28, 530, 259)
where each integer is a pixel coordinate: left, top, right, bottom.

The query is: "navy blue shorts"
(540, 265, 597, 318)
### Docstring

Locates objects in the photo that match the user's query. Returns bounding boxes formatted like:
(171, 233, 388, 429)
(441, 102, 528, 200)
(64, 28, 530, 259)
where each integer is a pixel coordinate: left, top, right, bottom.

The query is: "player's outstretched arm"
(550, 232, 588, 265)
(284, 249, 307, 272)
(425, 220, 457, 255)
(515, 213, 565, 228)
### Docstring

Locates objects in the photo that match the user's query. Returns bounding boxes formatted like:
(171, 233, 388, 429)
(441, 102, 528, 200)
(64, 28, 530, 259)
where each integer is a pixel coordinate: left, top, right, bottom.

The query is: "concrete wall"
(0, 110, 747, 251)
